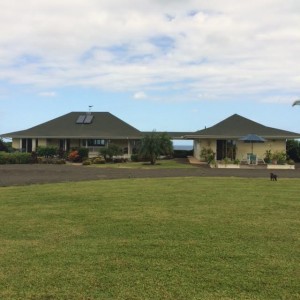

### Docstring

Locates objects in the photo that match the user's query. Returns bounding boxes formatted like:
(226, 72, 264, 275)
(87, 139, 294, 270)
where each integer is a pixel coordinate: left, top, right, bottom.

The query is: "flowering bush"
(68, 150, 81, 162)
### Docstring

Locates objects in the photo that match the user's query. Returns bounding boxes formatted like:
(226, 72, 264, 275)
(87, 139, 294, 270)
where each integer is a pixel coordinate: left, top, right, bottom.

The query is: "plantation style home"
(1, 112, 300, 163)
(184, 114, 300, 163)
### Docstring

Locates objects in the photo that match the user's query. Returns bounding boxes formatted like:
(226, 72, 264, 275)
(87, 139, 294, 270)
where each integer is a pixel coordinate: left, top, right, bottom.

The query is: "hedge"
(0, 152, 33, 164)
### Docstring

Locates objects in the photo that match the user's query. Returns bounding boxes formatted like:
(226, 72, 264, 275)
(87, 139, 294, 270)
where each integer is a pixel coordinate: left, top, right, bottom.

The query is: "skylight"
(76, 114, 94, 124)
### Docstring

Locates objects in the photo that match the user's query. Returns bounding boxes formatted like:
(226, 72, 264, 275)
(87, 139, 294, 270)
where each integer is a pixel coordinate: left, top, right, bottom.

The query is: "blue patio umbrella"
(239, 134, 266, 154)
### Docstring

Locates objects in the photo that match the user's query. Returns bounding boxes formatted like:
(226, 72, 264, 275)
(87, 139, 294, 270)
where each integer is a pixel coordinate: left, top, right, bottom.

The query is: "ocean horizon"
(173, 145, 193, 151)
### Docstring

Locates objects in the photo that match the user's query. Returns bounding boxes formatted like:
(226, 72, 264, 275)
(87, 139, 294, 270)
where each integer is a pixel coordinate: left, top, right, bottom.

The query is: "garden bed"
(267, 164, 295, 169)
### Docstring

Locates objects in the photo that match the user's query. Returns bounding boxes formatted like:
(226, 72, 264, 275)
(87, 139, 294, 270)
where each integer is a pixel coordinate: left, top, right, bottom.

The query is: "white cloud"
(0, 0, 299, 103)
(133, 91, 147, 100)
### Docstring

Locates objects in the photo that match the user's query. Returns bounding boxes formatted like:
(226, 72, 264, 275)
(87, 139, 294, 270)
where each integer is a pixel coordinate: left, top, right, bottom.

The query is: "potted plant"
(264, 149, 272, 164)
(271, 151, 286, 165)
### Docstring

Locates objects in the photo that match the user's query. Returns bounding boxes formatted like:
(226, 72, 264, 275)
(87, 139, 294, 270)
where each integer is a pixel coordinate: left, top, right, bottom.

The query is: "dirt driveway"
(1, 162, 300, 186)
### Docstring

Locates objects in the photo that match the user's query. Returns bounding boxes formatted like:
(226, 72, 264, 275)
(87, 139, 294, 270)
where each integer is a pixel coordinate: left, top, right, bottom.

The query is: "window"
(87, 139, 106, 146)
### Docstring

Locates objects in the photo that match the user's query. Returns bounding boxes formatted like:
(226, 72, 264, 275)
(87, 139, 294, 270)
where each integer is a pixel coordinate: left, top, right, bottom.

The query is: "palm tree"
(139, 132, 173, 165)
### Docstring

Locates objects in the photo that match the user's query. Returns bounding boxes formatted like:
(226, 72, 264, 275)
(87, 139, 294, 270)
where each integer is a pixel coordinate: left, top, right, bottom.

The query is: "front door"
(216, 140, 236, 160)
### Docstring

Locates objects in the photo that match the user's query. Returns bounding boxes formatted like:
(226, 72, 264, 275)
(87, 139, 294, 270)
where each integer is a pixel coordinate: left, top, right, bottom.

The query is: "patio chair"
(247, 153, 257, 164)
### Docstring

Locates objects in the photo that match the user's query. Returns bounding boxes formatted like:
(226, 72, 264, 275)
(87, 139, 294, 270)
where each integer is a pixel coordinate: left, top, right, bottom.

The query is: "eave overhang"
(182, 134, 300, 140)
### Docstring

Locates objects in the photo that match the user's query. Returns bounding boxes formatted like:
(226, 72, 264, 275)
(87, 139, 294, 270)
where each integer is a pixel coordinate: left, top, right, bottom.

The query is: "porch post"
(32, 138, 36, 152)
(127, 139, 131, 156)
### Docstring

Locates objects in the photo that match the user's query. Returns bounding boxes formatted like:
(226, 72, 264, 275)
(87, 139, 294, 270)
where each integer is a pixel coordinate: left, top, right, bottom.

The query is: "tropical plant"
(264, 149, 272, 163)
(200, 147, 215, 163)
(222, 157, 231, 165)
(139, 132, 173, 165)
(159, 133, 173, 157)
(271, 151, 287, 164)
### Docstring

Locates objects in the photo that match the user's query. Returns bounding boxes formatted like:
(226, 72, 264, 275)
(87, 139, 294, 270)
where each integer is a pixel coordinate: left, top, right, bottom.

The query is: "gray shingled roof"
(1, 112, 143, 139)
(142, 131, 194, 139)
(184, 114, 300, 139)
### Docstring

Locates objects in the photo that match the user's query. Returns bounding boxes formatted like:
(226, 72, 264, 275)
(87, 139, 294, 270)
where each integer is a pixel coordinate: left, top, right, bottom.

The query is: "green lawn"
(90, 159, 196, 169)
(0, 177, 299, 299)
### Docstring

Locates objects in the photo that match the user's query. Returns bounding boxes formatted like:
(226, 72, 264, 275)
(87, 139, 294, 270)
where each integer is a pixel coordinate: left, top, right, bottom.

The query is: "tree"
(286, 140, 300, 162)
(139, 132, 173, 165)
(0, 138, 8, 152)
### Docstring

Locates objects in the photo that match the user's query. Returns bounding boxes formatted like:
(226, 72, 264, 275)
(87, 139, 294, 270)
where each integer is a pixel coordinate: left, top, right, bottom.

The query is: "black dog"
(270, 173, 278, 181)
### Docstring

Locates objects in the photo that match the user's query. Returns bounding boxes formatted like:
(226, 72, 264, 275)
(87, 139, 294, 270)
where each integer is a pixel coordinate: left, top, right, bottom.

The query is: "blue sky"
(1, 0, 300, 143)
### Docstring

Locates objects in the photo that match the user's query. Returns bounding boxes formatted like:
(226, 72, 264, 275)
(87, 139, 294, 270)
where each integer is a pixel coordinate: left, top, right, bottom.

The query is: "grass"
(90, 159, 196, 169)
(0, 177, 299, 299)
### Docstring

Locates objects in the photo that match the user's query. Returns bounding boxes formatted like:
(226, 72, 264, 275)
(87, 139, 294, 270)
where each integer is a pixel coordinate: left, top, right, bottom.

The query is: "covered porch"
(13, 137, 140, 158)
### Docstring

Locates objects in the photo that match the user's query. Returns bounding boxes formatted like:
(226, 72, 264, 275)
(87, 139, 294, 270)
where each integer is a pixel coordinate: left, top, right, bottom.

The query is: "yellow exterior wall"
(37, 139, 47, 147)
(69, 139, 81, 148)
(194, 139, 287, 161)
(12, 139, 21, 150)
(236, 140, 286, 160)
(194, 139, 217, 160)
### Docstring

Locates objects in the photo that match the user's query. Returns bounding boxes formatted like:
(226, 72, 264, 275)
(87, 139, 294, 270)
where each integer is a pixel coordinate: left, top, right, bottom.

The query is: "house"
(1, 112, 143, 158)
(183, 114, 300, 162)
(1, 112, 300, 162)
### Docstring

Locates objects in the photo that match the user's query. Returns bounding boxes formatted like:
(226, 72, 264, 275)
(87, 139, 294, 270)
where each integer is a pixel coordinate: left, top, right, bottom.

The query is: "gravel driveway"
(0, 162, 299, 186)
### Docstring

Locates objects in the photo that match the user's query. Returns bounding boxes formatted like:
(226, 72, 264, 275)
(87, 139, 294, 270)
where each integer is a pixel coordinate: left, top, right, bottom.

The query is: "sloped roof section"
(2, 112, 143, 139)
(184, 114, 300, 139)
(142, 131, 194, 139)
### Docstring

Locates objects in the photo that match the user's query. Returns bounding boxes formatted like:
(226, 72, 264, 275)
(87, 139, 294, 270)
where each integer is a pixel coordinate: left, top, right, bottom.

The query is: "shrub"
(131, 154, 139, 162)
(200, 147, 215, 163)
(58, 149, 68, 159)
(173, 150, 193, 158)
(233, 159, 240, 165)
(113, 157, 127, 163)
(221, 157, 231, 165)
(82, 160, 92, 166)
(0, 152, 8, 164)
(92, 157, 106, 164)
(99, 144, 123, 161)
(55, 159, 66, 164)
(264, 149, 272, 164)
(67, 148, 89, 162)
(37, 157, 66, 164)
(0, 152, 32, 164)
(77, 148, 89, 160)
(286, 140, 300, 162)
(68, 150, 81, 162)
(0, 139, 9, 152)
(272, 151, 287, 164)
(37, 146, 58, 158)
